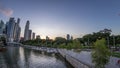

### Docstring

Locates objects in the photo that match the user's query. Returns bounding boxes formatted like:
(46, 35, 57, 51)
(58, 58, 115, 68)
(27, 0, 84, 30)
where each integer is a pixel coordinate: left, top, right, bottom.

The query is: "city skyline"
(0, 0, 120, 39)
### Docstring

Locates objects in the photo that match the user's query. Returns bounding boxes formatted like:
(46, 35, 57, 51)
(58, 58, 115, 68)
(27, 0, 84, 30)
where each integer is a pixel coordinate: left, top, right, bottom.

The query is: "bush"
(92, 38, 111, 68)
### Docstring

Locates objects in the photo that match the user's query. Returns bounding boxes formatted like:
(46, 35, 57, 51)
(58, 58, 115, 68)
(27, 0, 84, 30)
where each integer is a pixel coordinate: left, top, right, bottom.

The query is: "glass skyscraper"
(6, 18, 21, 42)
(24, 20, 30, 41)
(28, 29, 32, 40)
(0, 20, 5, 35)
(6, 18, 16, 42)
(32, 32, 35, 40)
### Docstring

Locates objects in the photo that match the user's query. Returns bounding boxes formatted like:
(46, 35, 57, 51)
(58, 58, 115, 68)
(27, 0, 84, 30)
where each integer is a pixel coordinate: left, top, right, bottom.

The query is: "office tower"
(0, 20, 5, 35)
(15, 26, 21, 42)
(66, 34, 70, 40)
(32, 32, 35, 40)
(24, 20, 30, 41)
(15, 18, 21, 42)
(28, 29, 32, 40)
(11, 18, 21, 42)
(5, 18, 21, 42)
(6, 17, 16, 42)
(36, 35, 40, 39)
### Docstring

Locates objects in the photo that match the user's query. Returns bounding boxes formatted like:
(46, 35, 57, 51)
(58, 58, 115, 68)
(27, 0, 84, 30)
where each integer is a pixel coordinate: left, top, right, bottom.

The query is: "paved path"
(59, 49, 120, 68)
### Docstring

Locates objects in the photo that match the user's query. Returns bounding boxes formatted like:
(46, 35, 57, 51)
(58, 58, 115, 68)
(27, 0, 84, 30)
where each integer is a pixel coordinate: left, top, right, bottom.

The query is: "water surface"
(0, 46, 73, 68)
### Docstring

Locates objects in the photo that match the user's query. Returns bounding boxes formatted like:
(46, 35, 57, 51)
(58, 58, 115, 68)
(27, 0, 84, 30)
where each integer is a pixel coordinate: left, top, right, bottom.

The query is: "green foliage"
(111, 52, 120, 58)
(58, 40, 82, 50)
(0, 36, 6, 45)
(72, 40, 81, 49)
(92, 38, 111, 68)
(54, 37, 66, 45)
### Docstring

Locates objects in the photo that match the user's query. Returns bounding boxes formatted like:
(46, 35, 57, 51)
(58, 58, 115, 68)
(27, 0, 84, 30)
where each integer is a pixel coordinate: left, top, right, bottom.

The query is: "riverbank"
(22, 45, 58, 53)
(58, 49, 120, 68)
(22, 45, 120, 68)
(58, 49, 94, 68)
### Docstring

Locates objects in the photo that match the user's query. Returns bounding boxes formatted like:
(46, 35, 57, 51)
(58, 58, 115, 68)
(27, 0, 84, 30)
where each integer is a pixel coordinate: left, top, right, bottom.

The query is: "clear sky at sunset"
(0, 0, 120, 39)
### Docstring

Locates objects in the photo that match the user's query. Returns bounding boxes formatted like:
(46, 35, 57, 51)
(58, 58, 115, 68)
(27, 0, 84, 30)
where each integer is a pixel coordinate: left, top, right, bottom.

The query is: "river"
(0, 46, 73, 68)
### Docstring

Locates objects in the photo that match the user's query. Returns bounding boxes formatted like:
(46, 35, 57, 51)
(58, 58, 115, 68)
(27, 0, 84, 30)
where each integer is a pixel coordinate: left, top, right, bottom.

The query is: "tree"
(92, 38, 111, 68)
(54, 37, 66, 45)
(72, 39, 81, 49)
(0, 36, 6, 45)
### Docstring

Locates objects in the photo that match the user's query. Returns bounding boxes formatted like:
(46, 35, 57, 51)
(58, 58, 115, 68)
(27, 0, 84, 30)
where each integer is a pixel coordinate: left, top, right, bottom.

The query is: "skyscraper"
(6, 18, 16, 42)
(36, 35, 40, 39)
(28, 29, 32, 40)
(24, 20, 30, 41)
(0, 20, 5, 35)
(6, 18, 21, 42)
(13, 18, 21, 42)
(32, 32, 35, 40)
(66, 34, 70, 40)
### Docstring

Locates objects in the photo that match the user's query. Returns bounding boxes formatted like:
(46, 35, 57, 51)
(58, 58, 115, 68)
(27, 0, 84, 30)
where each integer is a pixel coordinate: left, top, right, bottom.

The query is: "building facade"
(6, 18, 21, 42)
(28, 29, 32, 40)
(0, 20, 5, 35)
(13, 18, 21, 42)
(6, 18, 16, 42)
(24, 20, 30, 41)
(66, 34, 70, 40)
(32, 32, 35, 40)
(36, 35, 40, 39)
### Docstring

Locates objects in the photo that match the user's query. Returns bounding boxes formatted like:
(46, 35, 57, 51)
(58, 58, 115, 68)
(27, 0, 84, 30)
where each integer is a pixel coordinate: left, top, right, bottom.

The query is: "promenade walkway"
(58, 49, 120, 68)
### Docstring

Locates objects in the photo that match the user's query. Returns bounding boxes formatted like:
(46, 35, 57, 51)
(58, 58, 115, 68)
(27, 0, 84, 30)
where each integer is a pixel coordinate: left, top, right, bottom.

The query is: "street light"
(107, 37, 109, 48)
(112, 34, 115, 49)
(88, 37, 89, 46)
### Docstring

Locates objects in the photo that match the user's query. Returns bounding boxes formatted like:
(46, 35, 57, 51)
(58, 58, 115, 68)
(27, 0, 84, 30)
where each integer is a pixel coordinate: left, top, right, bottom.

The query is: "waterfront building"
(24, 20, 30, 41)
(32, 32, 35, 40)
(0, 20, 5, 35)
(28, 29, 32, 40)
(20, 37, 24, 43)
(6, 18, 21, 42)
(66, 34, 70, 40)
(36, 35, 40, 39)
(13, 18, 21, 42)
(6, 18, 16, 42)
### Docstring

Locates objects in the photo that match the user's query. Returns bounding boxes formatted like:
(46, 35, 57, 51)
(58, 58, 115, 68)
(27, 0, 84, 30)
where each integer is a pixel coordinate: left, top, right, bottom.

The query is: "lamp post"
(112, 35, 115, 50)
(88, 38, 89, 46)
(107, 37, 109, 48)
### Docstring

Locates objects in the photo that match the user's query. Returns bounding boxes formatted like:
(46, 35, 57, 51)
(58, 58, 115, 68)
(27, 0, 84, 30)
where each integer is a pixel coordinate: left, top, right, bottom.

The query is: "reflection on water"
(0, 46, 73, 68)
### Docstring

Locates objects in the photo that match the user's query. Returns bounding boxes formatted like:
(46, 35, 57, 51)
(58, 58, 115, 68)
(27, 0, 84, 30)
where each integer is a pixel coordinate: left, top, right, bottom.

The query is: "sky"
(0, 0, 120, 39)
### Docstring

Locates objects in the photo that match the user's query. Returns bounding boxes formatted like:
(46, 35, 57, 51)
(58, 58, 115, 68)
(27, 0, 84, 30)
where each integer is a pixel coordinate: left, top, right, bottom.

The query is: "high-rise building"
(36, 35, 40, 39)
(14, 18, 21, 42)
(66, 34, 70, 40)
(28, 29, 32, 40)
(32, 32, 35, 40)
(6, 18, 21, 42)
(24, 20, 30, 41)
(6, 18, 16, 42)
(16, 26, 21, 42)
(0, 20, 5, 35)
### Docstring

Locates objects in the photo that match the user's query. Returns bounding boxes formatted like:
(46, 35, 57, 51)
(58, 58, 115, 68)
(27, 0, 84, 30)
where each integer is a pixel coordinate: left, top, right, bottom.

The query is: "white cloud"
(0, 4, 13, 17)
